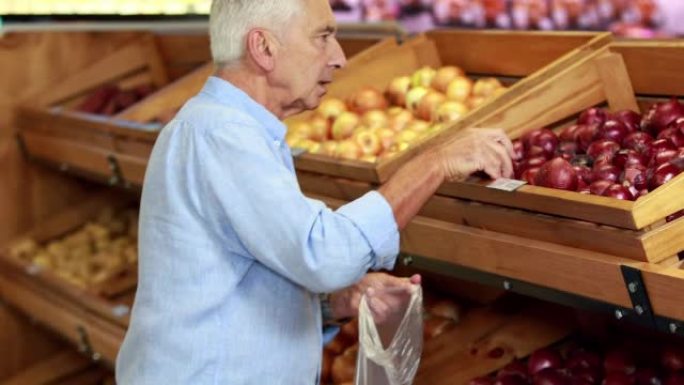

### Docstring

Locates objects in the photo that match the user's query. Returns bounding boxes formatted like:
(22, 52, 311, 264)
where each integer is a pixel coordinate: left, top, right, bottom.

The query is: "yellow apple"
(395, 129, 420, 144)
(411, 66, 436, 88)
(405, 120, 431, 134)
(387, 107, 414, 132)
(468, 96, 487, 109)
(431, 66, 465, 93)
(316, 98, 347, 121)
(446, 76, 473, 103)
(361, 109, 388, 130)
(435, 100, 469, 123)
(360, 154, 377, 163)
(320, 141, 339, 157)
(405, 86, 429, 114)
(335, 140, 363, 160)
(331, 111, 360, 140)
(354, 129, 383, 156)
(374, 127, 396, 151)
(347, 87, 387, 115)
(386, 76, 411, 107)
(472, 77, 503, 97)
(308, 114, 330, 142)
(416, 90, 446, 121)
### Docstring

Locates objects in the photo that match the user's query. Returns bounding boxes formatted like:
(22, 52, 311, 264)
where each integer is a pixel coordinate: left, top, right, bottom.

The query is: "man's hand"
(329, 273, 421, 324)
(438, 128, 516, 182)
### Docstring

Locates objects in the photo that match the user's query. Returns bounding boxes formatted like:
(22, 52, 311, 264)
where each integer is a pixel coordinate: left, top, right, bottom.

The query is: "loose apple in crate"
(387, 75, 412, 107)
(431, 65, 465, 93)
(346, 87, 387, 115)
(411, 66, 437, 88)
(331, 111, 360, 141)
(317, 97, 347, 121)
(334, 140, 363, 160)
(387, 107, 414, 132)
(416, 90, 446, 121)
(308, 114, 331, 142)
(472, 77, 504, 98)
(406, 86, 429, 114)
(353, 128, 383, 157)
(446, 76, 474, 103)
(361, 109, 388, 130)
(286, 121, 313, 147)
(436, 100, 469, 123)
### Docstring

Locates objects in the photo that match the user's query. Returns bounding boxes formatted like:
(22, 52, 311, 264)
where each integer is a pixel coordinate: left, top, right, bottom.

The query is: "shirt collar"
(200, 76, 287, 142)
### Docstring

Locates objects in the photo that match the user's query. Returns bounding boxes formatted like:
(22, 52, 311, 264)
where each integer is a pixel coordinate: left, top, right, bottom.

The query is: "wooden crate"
(0, 192, 137, 329)
(288, 30, 611, 183)
(432, 40, 684, 232)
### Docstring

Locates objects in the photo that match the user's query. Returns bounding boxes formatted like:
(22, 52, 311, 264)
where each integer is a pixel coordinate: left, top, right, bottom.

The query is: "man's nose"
(329, 37, 347, 69)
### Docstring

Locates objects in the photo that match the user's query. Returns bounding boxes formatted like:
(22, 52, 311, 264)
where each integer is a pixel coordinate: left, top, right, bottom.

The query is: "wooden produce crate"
(0, 349, 108, 385)
(14, 34, 172, 186)
(287, 30, 611, 184)
(431, 40, 684, 234)
(0, 192, 138, 329)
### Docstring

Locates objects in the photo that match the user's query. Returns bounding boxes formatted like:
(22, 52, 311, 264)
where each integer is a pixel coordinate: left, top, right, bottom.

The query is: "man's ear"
(245, 28, 277, 72)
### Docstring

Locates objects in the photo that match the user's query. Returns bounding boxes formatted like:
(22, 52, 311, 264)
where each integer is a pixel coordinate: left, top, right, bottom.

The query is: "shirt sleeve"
(194, 124, 400, 293)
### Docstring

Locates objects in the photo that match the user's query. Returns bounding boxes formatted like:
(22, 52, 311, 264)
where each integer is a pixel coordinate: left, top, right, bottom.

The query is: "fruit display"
(513, 98, 684, 203)
(321, 295, 461, 384)
(76, 83, 155, 116)
(7, 206, 139, 288)
(286, 65, 507, 163)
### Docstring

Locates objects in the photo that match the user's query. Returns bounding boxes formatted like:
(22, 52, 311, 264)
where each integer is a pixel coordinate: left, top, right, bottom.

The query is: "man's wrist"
(320, 293, 352, 327)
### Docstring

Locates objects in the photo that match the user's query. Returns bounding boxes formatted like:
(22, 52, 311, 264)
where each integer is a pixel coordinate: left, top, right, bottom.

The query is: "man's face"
(270, 0, 347, 117)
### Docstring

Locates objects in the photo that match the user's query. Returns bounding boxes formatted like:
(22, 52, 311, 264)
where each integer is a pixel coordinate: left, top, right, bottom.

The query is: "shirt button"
(274, 140, 281, 147)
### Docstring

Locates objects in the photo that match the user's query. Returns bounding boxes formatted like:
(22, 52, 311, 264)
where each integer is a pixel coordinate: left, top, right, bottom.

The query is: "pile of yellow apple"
(286, 65, 507, 163)
(7, 206, 139, 289)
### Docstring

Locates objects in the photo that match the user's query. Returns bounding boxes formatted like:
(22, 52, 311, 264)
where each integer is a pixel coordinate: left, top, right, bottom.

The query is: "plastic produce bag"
(355, 285, 423, 385)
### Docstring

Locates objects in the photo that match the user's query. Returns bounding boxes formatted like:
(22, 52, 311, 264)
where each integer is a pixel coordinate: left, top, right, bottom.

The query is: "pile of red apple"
(514, 98, 684, 201)
(470, 340, 684, 385)
(287, 65, 507, 162)
(76, 83, 155, 116)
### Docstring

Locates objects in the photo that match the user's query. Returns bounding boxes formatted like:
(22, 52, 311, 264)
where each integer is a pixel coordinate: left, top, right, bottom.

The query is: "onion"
(664, 373, 684, 385)
(590, 180, 613, 195)
(528, 145, 555, 160)
(635, 368, 662, 385)
(576, 124, 600, 152)
(591, 164, 621, 184)
(525, 128, 560, 157)
(566, 350, 603, 370)
(513, 140, 525, 160)
(516, 156, 548, 178)
(613, 149, 648, 170)
(603, 372, 636, 385)
(558, 141, 579, 157)
(560, 124, 583, 142)
(578, 107, 608, 127)
(661, 345, 684, 372)
(614, 109, 642, 132)
(534, 368, 569, 385)
(603, 184, 635, 200)
(648, 162, 682, 191)
(623, 167, 649, 191)
(644, 139, 677, 165)
(587, 140, 621, 160)
(570, 367, 603, 385)
(522, 167, 542, 185)
(666, 210, 684, 222)
(534, 158, 579, 191)
(472, 377, 496, 385)
(528, 349, 564, 375)
(574, 165, 593, 185)
(651, 150, 678, 167)
(597, 119, 629, 143)
(656, 127, 684, 148)
(641, 97, 684, 134)
(622, 132, 654, 153)
(604, 349, 637, 375)
(498, 361, 530, 380)
(497, 375, 530, 385)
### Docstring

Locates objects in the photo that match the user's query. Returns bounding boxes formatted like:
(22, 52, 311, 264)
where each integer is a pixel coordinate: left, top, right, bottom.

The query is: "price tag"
(290, 147, 307, 158)
(487, 178, 527, 192)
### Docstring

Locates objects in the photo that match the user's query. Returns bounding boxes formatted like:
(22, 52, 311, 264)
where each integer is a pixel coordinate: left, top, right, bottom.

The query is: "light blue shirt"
(116, 76, 400, 385)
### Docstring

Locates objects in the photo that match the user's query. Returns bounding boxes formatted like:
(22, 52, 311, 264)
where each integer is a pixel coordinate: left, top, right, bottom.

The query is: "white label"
(290, 147, 307, 158)
(487, 178, 527, 192)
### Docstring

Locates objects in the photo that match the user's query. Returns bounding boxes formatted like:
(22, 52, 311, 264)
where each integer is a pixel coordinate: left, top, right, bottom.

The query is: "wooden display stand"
(288, 31, 611, 183)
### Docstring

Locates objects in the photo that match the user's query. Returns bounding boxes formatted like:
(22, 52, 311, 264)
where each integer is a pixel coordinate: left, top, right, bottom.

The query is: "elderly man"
(116, 0, 514, 384)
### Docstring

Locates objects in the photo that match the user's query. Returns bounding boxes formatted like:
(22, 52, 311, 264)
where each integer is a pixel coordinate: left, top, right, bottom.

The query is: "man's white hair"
(210, 0, 303, 67)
